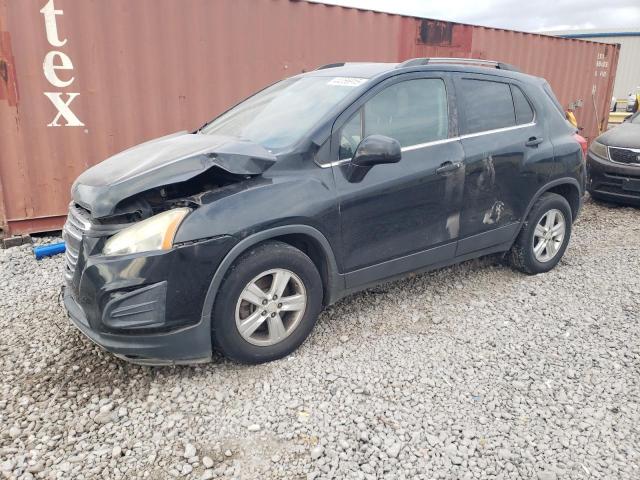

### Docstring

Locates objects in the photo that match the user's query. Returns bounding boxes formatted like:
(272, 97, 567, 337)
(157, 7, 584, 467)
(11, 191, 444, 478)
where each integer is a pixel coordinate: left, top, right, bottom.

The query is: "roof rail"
(316, 62, 346, 70)
(396, 57, 520, 72)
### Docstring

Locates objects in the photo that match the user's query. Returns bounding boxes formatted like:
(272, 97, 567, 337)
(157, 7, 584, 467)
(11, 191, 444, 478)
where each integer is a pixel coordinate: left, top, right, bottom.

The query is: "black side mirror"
(347, 135, 401, 182)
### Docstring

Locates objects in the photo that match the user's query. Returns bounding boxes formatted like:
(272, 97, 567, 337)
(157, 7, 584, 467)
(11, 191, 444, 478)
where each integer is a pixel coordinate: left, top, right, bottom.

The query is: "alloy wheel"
(532, 208, 566, 263)
(235, 269, 307, 346)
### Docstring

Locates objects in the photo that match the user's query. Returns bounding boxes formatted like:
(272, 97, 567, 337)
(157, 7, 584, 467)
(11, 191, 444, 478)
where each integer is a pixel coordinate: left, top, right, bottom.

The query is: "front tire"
(508, 192, 572, 274)
(212, 241, 323, 364)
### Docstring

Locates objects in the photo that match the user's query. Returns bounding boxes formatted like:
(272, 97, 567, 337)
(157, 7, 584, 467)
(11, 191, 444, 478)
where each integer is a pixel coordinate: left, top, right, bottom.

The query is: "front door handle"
(436, 161, 462, 175)
(525, 136, 544, 147)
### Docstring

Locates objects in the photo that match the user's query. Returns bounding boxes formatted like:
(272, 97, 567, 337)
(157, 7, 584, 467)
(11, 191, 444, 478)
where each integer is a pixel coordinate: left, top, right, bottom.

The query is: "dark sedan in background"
(587, 112, 640, 206)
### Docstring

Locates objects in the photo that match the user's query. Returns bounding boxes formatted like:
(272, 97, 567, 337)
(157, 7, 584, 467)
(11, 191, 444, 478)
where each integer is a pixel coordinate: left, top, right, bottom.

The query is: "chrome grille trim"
(608, 146, 640, 166)
(63, 225, 82, 241)
(63, 204, 91, 283)
(65, 247, 78, 265)
(67, 210, 91, 231)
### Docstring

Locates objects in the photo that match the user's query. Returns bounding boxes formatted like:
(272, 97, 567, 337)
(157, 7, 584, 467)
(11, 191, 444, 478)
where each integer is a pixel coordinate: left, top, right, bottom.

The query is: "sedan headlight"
(103, 208, 190, 256)
(589, 141, 609, 160)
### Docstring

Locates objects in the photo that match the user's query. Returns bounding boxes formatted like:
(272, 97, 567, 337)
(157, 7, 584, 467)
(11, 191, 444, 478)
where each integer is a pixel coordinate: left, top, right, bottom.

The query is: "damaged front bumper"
(64, 288, 211, 365)
(63, 235, 236, 365)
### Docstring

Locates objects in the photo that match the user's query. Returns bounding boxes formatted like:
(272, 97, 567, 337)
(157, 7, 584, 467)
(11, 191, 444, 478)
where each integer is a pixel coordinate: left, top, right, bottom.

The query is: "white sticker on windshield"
(327, 77, 367, 87)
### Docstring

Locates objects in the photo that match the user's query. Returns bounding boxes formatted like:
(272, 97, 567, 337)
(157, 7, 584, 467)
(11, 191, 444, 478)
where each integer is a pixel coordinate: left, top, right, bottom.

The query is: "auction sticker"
(327, 77, 367, 87)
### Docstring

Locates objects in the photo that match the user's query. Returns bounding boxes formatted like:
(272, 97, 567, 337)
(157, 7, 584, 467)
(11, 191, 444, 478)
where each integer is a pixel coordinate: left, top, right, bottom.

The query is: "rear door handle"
(525, 136, 544, 147)
(436, 161, 462, 175)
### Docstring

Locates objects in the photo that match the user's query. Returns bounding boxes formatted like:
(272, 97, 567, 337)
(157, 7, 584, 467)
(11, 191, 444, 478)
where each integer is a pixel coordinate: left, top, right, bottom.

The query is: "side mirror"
(347, 135, 401, 182)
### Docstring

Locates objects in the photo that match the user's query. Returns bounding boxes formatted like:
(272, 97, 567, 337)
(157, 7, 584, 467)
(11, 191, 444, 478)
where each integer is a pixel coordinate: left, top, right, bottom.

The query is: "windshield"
(199, 76, 367, 150)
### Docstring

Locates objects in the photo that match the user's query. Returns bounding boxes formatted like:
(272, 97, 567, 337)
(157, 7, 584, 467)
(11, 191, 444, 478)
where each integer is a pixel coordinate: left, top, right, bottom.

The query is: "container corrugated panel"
(0, 0, 620, 235)
(543, 30, 640, 99)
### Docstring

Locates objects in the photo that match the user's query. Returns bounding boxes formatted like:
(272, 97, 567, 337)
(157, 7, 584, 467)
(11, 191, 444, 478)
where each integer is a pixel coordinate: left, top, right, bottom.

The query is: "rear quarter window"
(511, 85, 534, 124)
(459, 79, 515, 134)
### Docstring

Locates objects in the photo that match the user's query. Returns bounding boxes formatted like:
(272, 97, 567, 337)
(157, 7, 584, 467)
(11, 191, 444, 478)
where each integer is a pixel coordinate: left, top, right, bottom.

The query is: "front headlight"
(589, 141, 609, 160)
(103, 208, 190, 256)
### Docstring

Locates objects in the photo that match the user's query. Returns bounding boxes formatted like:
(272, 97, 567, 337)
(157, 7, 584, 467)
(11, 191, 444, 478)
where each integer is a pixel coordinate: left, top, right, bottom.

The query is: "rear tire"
(508, 192, 572, 274)
(212, 241, 323, 364)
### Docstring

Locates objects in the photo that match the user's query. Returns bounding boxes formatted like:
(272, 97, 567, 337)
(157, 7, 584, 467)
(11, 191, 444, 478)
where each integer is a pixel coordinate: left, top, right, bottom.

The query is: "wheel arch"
(200, 225, 343, 326)
(523, 177, 583, 224)
(509, 178, 578, 274)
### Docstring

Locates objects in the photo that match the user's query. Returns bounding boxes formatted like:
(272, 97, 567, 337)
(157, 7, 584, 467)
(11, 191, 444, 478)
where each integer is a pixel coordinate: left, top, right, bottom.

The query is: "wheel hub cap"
(235, 268, 307, 347)
(532, 208, 566, 263)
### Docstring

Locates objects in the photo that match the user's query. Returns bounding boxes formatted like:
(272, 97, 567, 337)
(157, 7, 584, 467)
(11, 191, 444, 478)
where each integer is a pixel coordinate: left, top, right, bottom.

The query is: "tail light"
(573, 133, 588, 160)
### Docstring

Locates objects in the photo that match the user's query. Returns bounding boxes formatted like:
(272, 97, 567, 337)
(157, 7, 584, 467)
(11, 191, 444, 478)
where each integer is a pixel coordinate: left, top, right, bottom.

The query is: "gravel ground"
(1, 197, 639, 480)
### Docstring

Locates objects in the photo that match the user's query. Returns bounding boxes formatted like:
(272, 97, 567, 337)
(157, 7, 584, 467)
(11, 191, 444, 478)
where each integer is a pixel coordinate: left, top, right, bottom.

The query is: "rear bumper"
(586, 151, 640, 206)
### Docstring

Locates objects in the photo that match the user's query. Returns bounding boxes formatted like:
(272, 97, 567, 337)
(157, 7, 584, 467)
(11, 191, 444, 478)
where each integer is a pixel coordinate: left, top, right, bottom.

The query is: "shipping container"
(544, 28, 640, 100)
(0, 0, 620, 236)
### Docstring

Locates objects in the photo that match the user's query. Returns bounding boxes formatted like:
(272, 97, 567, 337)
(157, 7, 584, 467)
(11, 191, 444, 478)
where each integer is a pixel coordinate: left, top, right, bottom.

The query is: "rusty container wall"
(0, 0, 619, 236)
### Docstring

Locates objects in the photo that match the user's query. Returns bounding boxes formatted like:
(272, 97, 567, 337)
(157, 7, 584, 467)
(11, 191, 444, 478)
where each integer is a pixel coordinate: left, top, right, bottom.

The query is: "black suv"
(63, 58, 585, 364)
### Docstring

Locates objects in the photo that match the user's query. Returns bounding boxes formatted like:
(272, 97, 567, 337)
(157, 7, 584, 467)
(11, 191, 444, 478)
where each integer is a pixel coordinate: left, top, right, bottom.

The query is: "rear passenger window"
(459, 79, 515, 134)
(511, 85, 534, 124)
(339, 78, 448, 158)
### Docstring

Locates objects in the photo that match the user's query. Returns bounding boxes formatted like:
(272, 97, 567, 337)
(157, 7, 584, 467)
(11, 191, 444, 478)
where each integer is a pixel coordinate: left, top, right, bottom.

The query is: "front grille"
(62, 204, 91, 283)
(609, 147, 640, 165)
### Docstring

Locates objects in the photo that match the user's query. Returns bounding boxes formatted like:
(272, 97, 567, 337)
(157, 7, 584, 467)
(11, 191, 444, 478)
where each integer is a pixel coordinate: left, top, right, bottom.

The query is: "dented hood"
(72, 132, 276, 218)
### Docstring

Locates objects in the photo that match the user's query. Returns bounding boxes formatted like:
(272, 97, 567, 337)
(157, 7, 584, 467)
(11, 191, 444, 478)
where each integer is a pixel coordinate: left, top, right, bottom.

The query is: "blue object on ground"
(34, 242, 66, 260)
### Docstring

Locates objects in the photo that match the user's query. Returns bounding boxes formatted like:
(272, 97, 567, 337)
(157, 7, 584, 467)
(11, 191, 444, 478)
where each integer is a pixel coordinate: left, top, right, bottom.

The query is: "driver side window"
(339, 78, 448, 160)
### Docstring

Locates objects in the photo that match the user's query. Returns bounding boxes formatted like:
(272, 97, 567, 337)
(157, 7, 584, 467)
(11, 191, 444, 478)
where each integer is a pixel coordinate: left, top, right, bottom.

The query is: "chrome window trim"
(458, 121, 536, 140)
(319, 122, 536, 168)
(322, 158, 352, 168)
(401, 136, 460, 152)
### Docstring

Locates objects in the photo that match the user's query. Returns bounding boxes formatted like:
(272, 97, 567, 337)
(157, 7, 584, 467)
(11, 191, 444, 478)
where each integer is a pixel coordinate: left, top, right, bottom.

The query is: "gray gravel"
(1, 197, 639, 480)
